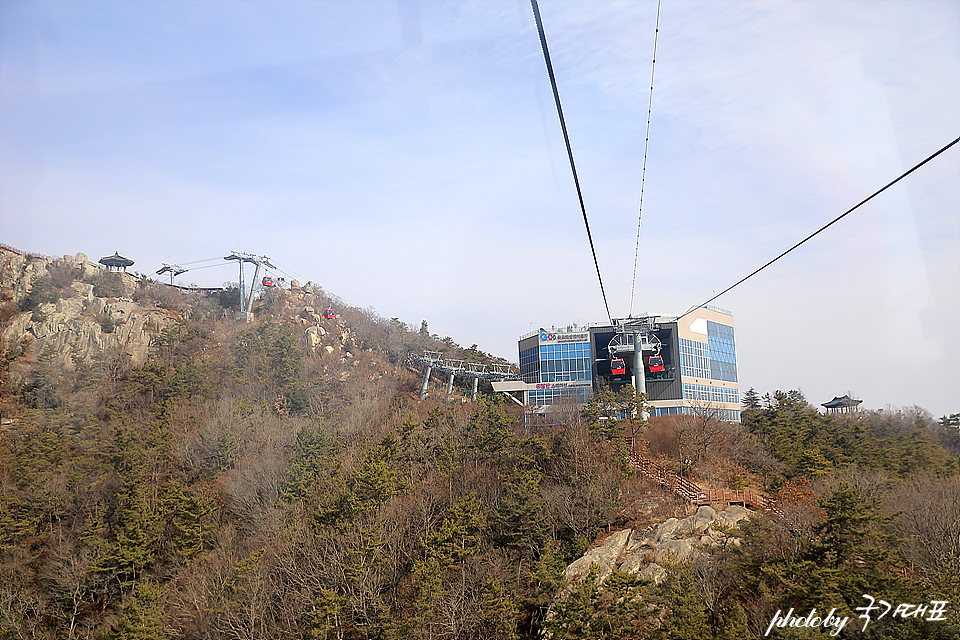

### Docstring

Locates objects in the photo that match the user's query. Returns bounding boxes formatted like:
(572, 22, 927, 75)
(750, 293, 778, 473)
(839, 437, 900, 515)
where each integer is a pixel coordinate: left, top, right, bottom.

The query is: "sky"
(1, 0, 958, 418)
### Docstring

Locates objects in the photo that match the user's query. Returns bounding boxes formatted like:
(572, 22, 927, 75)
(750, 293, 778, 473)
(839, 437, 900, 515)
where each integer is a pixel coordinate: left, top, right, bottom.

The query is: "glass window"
(534, 341, 592, 383)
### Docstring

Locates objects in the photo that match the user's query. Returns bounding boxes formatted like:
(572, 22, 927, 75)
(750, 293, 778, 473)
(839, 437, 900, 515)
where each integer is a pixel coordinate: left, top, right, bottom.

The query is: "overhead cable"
(181, 262, 227, 271)
(270, 261, 307, 283)
(178, 257, 224, 265)
(531, 0, 612, 323)
(678, 136, 960, 321)
(629, 1, 661, 317)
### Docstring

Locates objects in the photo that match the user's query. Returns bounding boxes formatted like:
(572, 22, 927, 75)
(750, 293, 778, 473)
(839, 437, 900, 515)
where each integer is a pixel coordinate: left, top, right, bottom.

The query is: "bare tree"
(43, 540, 108, 640)
(886, 475, 960, 577)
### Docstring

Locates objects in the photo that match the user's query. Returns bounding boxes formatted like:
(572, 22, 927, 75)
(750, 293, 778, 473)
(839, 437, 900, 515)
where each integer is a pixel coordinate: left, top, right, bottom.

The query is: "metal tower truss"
(612, 315, 661, 336)
(609, 316, 662, 353)
(224, 251, 276, 314)
(156, 263, 188, 285)
(411, 350, 519, 402)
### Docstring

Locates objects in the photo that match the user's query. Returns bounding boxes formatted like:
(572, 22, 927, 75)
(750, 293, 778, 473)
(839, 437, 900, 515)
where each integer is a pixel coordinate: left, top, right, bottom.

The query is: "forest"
(1, 257, 958, 639)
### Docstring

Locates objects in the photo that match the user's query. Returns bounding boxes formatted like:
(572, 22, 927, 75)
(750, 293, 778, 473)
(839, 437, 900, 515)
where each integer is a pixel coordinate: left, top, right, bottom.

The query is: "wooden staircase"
(628, 449, 777, 514)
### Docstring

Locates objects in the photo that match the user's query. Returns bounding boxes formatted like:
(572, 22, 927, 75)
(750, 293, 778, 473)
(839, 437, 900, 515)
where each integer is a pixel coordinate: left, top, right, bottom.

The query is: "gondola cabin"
(262, 276, 274, 287)
(648, 354, 664, 372)
(324, 308, 335, 319)
(610, 358, 626, 375)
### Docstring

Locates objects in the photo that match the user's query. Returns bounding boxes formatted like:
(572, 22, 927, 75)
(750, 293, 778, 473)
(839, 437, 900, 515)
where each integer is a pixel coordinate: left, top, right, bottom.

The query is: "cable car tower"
(607, 315, 662, 397)
(156, 263, 188, 285)
(224, 251, 275, 315)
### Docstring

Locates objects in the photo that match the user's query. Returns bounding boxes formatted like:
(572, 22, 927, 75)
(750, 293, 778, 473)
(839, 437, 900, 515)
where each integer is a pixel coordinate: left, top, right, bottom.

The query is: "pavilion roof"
(99, 252, 134, 267)
(821, 395, 862, 409)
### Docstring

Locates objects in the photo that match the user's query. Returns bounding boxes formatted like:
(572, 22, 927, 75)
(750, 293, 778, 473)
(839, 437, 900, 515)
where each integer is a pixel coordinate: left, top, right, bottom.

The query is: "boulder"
(639, 563, 667, 585)
(619, 548, 655, 575)
(563, 529, 633, 583)
(303, 325, 327, 352)
(560, 505, 753, 596)
(717, 505, 750, 527)
(654, 538, 695, 564)
(653, 518, 680, 542)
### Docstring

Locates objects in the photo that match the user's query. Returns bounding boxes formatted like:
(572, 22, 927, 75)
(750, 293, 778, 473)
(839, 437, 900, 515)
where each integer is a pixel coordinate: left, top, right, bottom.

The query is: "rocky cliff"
(0, 246, 362, 397)
(0, 248, 176, 387)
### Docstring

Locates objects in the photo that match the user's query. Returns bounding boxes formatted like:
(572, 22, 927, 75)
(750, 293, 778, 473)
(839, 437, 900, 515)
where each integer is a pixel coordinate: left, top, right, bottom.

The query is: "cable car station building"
(495, 306, 741, 422)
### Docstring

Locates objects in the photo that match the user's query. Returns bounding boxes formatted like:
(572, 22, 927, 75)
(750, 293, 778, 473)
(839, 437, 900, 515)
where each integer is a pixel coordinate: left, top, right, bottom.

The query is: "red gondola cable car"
(262, 276, 274, 287)
(611, 358, 626, 375)
(324, 308, 335, 319)
(648, 354, 664, 372)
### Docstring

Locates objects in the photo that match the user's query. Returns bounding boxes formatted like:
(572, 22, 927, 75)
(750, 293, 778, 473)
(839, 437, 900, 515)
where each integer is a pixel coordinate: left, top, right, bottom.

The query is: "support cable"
(531, 0, 612, 323)
(269, 261, 308, 283)
(178, 257, 224, 265)
(629, 2, 661, 317)
(678, 136, 960, 321)
(180, 262, 227, 271)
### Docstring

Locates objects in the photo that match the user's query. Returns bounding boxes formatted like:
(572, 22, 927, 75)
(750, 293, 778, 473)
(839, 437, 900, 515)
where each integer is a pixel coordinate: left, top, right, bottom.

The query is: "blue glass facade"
(707, 321, 737, 383)
(521, 333, 592, 406)
(539, 342, 592, 383)
(520, 346, 540, 383)
(679, 321, 737, 383)
(650, 405, 741, 422)
(682, 383, 739, 405)
(680, 338, 711, 378)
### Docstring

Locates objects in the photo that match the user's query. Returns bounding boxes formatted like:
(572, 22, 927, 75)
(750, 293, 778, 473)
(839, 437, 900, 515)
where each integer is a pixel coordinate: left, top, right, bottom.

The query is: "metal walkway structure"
(409, 350, 519, 402)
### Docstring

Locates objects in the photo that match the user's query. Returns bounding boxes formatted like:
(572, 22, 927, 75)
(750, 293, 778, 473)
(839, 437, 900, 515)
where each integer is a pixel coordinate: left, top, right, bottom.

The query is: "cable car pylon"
(224, 251, 276, 317)
(156, 263, 188, 285)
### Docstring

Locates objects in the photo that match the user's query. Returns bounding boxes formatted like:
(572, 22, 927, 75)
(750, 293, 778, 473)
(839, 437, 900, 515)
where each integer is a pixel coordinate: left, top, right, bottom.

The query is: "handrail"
(628, 447, 779, 515)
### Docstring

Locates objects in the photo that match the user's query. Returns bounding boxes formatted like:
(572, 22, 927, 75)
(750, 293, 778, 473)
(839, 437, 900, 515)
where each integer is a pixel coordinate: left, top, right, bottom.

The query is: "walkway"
(628, 449, 778, 515)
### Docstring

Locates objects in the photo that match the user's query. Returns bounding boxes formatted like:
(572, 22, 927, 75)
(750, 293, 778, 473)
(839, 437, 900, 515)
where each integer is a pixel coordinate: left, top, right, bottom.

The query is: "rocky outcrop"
(1, 247, 176, 380)
(1, 246, 353, 388)
(2, 294, 175, 374)
(562, 505, 751, 589)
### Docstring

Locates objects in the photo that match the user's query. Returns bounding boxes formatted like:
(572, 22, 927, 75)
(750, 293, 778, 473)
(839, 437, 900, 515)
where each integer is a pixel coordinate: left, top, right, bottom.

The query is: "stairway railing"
(628, 448, 780, 516)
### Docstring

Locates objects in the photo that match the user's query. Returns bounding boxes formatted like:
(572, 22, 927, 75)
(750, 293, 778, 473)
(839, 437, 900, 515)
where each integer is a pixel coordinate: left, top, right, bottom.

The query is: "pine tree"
(656, 564, 711, 640)
(306, 588, 346, 640)
(283, 424, 338, 506)
(160, 481, 216, 561)
(478, 579, 519, 640)
(96, 424, 162, 584)
(421, 491, 486, 567)
(545, 566, 654, 640)
(104, 582, 170, 640)
(494, 466, 547, 557)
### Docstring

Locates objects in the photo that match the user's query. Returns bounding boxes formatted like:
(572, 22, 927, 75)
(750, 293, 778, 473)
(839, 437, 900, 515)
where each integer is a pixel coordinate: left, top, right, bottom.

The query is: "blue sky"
(2, 0, 958, 418)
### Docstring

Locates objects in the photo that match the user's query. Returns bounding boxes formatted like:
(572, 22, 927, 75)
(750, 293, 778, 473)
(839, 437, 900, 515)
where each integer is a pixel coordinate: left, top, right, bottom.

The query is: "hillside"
(1, 245, 958, 640)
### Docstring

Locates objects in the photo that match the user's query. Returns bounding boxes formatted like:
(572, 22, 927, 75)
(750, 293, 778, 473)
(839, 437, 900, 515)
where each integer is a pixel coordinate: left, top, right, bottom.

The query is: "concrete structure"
(495, 306, 741, 421)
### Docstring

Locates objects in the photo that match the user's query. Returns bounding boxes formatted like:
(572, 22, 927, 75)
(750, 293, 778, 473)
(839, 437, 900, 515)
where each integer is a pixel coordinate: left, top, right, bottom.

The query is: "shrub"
(89, 271, 125, 298)
(20, 276, 51, 312)
(98, 314, 116, 333)
(219, 286, 240, 310)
